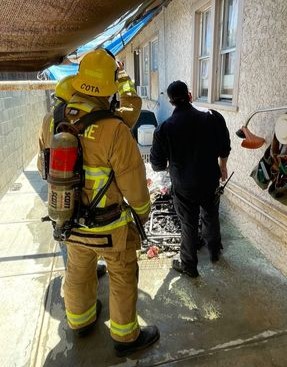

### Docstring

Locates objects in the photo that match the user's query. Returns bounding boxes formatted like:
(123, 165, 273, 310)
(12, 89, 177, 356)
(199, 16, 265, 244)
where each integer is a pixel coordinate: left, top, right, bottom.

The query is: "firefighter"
(59, 49, 159, 357)
(37, 75, 107, 277)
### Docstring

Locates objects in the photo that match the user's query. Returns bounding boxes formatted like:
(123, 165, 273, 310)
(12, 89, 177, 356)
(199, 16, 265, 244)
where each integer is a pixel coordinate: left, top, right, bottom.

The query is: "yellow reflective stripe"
(83, 166, 111, 208)
(92, 177, 107, 207)
(54, 99, 63, 106)
(67, 102, 94, 113)
(83, 166, 111, 179)
(118, 80, 136, 95)
(78, 209, 132, 233)
(49, 118, 54, 133)
(132, 201, 151, 215)
(66, 303, 97, 327)
(110, 316, 139, 337)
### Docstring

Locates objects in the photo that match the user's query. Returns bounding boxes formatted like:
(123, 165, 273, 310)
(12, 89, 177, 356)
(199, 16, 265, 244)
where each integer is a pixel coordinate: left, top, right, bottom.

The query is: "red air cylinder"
(47, 132, 79, 234)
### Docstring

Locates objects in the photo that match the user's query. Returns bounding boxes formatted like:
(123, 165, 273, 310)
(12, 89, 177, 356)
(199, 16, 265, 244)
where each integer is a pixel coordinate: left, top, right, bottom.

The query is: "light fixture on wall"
(236, 105, 287, 149)
(131, 43, 141, 55)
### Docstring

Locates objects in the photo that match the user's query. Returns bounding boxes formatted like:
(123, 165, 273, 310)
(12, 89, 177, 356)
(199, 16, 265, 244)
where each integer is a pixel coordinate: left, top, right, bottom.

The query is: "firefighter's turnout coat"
(38, 71, 149, 342)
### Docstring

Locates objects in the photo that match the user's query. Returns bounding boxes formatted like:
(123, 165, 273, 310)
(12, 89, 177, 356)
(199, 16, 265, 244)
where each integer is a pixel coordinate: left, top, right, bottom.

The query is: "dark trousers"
(173, 189, 222, 269)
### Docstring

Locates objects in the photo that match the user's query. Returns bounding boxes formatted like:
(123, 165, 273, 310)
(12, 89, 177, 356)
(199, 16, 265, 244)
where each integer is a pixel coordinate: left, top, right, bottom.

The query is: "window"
(193, 0, 240, 106)
(219, 0, 238, 99)
(135, 37, 159, 100)
(142, 44, 149, 89)
(150, 39, 159, 100)
(198, 8, 212, 99)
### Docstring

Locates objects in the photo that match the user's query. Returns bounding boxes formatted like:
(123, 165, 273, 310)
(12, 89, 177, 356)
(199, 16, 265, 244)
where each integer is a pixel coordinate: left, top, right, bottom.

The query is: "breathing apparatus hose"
(129, 206, 149, 246)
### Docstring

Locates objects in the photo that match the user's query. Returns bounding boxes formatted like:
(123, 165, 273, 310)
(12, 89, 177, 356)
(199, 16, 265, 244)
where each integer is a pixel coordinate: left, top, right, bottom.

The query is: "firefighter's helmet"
(55, 75, 76, 102)
(72, 49, 118, 97)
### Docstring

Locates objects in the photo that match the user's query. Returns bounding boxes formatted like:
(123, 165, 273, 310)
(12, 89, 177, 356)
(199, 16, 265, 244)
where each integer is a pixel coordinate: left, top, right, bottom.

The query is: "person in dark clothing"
(150, 80, 231, 278)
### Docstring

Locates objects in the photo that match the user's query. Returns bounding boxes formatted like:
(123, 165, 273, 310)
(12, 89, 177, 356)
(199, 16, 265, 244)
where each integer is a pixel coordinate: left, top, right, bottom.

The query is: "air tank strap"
(89, 170, 115, 211)
(74, 110, 123, 134)
(53, 102, 67, 132)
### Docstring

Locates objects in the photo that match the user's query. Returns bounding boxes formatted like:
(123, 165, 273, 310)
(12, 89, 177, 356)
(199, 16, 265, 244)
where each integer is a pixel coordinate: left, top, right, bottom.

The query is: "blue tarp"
(102, 11, 154, 55)
(46, 64, 79, 81)
(45, 10, 155, 80)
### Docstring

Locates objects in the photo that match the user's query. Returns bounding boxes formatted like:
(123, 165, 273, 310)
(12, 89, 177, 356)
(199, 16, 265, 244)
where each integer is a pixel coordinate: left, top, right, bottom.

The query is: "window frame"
(138, 36, 159, 101)
(197, 5, 213, 101)
(191, 0, 243, 111)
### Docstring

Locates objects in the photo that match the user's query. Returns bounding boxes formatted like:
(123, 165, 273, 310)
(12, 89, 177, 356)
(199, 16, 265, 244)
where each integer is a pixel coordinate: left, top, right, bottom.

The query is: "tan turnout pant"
(63, 223, 140, 342)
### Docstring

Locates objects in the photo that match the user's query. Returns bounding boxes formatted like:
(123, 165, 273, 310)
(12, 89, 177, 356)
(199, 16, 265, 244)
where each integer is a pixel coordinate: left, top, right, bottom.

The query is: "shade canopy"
(0, 0, 159, 71)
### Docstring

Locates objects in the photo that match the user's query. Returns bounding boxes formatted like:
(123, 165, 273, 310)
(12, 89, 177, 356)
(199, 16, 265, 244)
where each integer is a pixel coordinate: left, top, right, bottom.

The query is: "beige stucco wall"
(118, 0, 287, 267)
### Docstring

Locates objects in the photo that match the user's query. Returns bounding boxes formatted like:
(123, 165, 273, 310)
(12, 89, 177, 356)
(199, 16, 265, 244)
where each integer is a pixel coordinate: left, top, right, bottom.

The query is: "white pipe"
(0, 80, 57, 91)
(245, 105, 287, 127)
(226, 183, 287, 232)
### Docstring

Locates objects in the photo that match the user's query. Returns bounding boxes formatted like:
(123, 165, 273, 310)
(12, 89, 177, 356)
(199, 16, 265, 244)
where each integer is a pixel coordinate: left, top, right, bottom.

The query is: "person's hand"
(219, 157, 228, 181)
(116, 60, 125, 71)
(220, 166, 228, 181)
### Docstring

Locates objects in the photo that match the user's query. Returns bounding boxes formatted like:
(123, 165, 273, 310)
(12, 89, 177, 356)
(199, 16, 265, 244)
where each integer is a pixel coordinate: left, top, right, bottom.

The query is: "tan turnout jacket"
(38, 70, 150, 250)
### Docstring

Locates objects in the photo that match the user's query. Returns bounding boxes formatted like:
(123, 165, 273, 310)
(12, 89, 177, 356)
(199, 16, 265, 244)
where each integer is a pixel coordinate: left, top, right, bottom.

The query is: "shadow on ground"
(41, 219, 287, 367)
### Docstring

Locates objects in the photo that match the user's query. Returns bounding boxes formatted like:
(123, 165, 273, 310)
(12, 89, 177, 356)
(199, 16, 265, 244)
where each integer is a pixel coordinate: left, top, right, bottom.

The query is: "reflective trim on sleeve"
(83, 166, 111, 179)
(66, 302, 97, 327)
(78, 209, 133, 233)
(49, 118, 54, 133)
(132, 201, 151, 215)
(110, 316, 139, 337)
(118, 80, 136, 95)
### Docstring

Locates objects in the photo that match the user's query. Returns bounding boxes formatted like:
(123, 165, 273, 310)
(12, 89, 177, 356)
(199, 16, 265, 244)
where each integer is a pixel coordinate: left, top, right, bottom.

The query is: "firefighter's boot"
(114, 325, 160, 357)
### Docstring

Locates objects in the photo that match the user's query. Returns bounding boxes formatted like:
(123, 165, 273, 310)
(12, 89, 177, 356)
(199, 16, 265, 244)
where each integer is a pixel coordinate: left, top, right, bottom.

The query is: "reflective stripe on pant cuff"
(66, 302, 97, 328)
(110, 317, 139, 338)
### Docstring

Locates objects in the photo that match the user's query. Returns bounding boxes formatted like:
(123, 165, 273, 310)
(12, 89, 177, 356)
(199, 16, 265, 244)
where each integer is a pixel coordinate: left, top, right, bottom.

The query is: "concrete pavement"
(1, 157, 287, 367)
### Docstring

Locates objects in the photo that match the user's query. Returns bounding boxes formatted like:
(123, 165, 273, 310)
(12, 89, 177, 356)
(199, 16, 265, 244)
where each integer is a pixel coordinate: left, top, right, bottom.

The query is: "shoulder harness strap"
(74, 110, 123, 134)
(53, 102, 67, 133)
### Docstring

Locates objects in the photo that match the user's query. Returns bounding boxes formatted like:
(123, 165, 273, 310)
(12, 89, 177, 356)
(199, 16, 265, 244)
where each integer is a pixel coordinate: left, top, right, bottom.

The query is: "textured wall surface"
(119, 0, 193, 123)
(225, 0, 287, 209)
(118, 0, 287, 265)
(119, 0, 287, 205)
(0, 90, 49, 197)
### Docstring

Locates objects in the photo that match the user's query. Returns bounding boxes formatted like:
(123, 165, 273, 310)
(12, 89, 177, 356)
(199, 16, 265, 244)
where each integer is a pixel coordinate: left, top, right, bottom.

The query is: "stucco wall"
(0, 90, 49, 198)
(118, 0, 287, 265)
(119, 0, 194, 123)
(224, 0, 287, 206)
(119, 0, 287, 205)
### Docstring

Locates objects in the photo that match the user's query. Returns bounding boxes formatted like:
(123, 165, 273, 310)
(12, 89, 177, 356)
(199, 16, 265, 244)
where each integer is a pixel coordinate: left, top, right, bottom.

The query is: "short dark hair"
(167, 80, 189, 105)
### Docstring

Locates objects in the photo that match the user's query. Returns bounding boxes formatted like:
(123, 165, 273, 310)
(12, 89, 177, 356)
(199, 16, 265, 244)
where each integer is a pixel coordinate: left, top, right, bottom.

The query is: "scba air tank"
(47, 132, 80, 239)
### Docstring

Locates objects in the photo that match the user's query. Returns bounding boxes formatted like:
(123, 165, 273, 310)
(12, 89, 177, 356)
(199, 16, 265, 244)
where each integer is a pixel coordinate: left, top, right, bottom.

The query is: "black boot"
(210, 249, 221, 263)
(114, 325, 160, 357)
(74, 299, 102, 337)
(209, 243, 223, 263)
(172, 259, 199, 278)
(97, 263, 107, 278)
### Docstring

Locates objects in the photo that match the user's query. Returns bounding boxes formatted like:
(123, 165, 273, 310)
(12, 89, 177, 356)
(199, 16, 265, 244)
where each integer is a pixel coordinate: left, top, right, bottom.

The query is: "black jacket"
(150, 103, 231, 195)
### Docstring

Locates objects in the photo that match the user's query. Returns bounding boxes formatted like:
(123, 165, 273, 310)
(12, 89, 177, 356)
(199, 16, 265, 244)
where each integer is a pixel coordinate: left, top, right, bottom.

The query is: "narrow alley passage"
(1, 156, 287, 367)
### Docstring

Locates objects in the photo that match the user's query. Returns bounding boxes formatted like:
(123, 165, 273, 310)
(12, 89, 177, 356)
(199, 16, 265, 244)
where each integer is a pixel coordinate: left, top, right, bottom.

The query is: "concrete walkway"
(1, 157, 287, 367)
